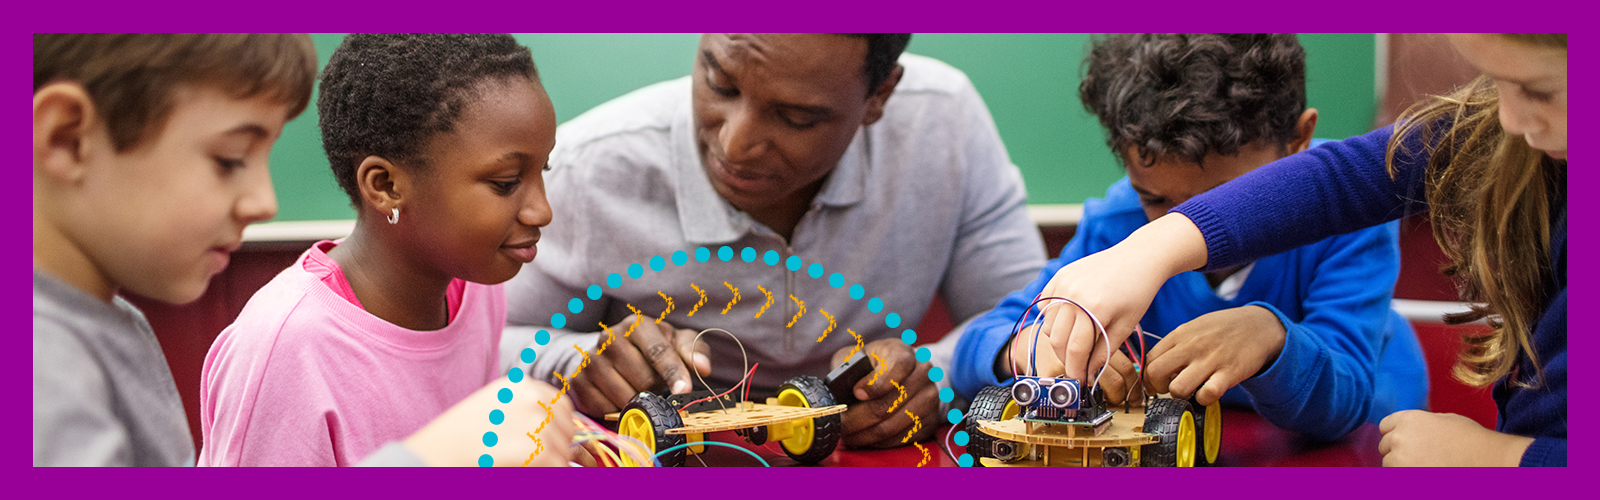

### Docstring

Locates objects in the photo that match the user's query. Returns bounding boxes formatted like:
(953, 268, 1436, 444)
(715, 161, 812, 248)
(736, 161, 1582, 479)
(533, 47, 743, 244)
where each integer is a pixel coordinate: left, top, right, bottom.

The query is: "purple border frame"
(10, 0, 1587, 498)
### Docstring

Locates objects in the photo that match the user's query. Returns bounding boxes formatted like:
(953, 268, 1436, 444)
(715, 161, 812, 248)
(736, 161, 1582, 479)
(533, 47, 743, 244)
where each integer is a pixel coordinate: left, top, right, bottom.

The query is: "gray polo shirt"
(504, 54, 1046, 395)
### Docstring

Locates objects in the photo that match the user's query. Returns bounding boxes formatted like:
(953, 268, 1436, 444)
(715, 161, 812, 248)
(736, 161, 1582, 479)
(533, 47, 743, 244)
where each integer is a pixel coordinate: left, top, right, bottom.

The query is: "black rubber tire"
(964, 385, 1015, 465)
(1141, 398, 1194, 467)
(620, 391, 686, 467)
(776, 375, 841, 465)
(1189, 396, 1221, 467)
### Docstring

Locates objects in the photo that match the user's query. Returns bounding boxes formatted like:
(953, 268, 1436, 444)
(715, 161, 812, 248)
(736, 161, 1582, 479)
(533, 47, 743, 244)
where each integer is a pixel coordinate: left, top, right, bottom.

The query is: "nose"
(1498, 87, 1543, 139)
(236, 163, 278, 225)
(718, 103, 769, 164)
(519, 177, 553, 228)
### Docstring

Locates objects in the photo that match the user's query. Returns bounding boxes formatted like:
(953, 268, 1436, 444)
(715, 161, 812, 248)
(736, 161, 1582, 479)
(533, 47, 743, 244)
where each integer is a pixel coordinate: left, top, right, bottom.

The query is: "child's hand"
(405, 378, 575, 467)
(569, 314, 711, 417)
(1378, 410, 1534, 466)
(1038, 214, 1208, 383)
(1143, 305, 1285, 406)
(832, 339, 939, 448)
(1002, 333, 1140, 405)
(1005, 320, 1064, 378)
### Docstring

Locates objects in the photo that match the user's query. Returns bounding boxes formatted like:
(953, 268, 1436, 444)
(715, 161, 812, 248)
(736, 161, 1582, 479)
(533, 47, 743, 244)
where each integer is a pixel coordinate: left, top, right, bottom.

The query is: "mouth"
(208, 242, 240, 272)
(502, 234, 540, 263)
(704, 151, 778, 195)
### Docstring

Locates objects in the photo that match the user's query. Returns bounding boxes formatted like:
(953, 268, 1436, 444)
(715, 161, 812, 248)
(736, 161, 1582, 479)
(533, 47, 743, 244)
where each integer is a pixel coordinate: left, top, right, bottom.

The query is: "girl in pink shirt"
(199, 34, 570, 466)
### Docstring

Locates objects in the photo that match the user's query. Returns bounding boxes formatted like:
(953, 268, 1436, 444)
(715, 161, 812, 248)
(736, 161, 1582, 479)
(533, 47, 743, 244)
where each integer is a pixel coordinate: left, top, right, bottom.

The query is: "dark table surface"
(680, 407, 1382, 467)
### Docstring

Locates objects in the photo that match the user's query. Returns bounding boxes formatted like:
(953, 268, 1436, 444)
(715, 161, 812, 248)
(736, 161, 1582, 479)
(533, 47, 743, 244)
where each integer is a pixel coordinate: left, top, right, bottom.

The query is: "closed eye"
(705, 75, 738, 98)
(1522, 87, 1556, 103)
(778, 109, 822, 130)
(491, 178, 521, 195)
(214, 156, 246, 172)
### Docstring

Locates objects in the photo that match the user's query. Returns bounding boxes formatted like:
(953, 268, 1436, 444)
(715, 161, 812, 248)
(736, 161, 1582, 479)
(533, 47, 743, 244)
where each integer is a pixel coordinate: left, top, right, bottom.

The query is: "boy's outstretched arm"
(1038, 213, 1209, 384)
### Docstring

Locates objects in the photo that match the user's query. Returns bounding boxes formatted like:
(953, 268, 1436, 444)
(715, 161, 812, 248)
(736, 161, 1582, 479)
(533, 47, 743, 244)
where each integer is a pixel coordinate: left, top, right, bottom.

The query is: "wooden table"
(682, 407, 1381, 467)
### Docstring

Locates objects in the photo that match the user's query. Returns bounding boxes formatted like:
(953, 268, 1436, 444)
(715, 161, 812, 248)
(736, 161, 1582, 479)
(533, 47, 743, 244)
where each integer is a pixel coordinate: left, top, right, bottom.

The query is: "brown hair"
(1386, 33, 1566, 389)
(33, 33, 318, 151)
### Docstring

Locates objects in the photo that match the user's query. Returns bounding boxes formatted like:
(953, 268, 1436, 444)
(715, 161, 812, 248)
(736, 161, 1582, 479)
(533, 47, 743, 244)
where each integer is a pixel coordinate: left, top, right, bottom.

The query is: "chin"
(472, 264, 523, 286)
(138, 280, 211, 305)
(720, 189, 779, 213)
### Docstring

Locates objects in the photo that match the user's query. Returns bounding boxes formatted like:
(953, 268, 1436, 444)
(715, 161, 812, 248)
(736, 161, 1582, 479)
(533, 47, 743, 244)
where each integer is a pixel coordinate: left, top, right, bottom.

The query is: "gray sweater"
(33, 270, 428, 467)
(33, 270, 194, 466)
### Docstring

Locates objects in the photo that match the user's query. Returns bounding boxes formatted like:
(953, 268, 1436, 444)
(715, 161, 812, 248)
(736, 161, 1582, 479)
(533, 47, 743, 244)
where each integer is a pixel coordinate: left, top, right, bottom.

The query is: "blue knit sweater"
(952, 172, 1427, 441)
(1172, 125, 1567, 467)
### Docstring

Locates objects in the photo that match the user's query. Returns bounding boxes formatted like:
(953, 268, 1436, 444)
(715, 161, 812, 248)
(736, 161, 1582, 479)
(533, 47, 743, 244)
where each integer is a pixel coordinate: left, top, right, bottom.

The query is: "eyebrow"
(778, 102, 832, 116)
(223, 123, 270, 139)
(701, 49, 737, 88)
(495, 151, 535, 166)
(701, 48, 835, 117)
(1483, 71, 1563, 89)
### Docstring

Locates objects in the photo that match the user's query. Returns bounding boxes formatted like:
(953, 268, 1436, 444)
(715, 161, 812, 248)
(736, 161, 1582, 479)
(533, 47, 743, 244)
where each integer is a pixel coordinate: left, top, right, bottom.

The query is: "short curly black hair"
(318, 33, 538, 206)
(1079, 33, 1306, 168)
(841, 34, 912, 96)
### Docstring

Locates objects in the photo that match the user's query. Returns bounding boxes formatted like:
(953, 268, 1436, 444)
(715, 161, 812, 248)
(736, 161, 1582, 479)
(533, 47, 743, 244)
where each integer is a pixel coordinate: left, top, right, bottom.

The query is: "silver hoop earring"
(387, 207, 400, 225)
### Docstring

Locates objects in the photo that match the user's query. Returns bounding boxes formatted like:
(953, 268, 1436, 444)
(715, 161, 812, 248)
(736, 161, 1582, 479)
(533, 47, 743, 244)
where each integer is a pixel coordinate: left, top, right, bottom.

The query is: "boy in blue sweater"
(952, 33, 1428, 442)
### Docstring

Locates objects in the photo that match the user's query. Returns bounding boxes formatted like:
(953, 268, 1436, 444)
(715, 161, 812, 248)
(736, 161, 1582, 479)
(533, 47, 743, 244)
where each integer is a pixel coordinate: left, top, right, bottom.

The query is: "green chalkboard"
(266, 33, 1374, 222)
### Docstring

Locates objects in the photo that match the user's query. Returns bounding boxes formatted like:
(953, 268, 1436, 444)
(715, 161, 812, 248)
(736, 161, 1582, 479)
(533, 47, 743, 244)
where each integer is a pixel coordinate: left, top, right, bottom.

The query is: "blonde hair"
(1386, 33, 1566, 389)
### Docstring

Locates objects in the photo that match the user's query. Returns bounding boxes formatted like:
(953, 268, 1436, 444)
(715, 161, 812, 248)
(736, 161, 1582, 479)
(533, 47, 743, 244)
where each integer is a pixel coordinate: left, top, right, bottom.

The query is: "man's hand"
(1002, 329, 1140, 405)
(405, 378, 574, 467)
(1379, 410, 1534, 466)
(1143, 305, 1285, 406)
(831, 338, 939, 448)
(568, 314, 711, 417)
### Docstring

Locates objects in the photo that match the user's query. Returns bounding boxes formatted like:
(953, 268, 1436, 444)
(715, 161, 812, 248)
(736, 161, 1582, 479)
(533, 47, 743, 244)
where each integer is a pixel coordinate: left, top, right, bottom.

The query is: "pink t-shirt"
(198, 240, 504, 466)
(301, 240, 466, 322)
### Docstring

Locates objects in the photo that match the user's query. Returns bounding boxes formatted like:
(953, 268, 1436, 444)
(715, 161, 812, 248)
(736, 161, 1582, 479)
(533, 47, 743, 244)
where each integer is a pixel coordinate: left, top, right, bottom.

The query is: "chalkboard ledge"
(240, 203, 1083, 243)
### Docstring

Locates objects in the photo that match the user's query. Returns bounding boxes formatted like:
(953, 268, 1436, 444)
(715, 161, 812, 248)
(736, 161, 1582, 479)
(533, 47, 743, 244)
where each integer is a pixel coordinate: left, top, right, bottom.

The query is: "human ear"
(1289, 108, 1319, 153)
(860, 64, 905, 126)
(33, 83, 101, 184)
(355, 155, 408, 220)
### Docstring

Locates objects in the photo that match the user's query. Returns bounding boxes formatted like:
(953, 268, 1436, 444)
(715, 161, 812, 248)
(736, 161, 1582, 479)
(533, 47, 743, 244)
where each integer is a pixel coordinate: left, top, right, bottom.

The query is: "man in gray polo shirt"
(504, 34, 1045, 449)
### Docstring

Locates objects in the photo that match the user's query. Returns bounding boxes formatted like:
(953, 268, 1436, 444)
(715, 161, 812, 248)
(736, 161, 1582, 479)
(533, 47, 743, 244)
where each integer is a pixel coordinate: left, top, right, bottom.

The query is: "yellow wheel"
(1203, 401, 1222, 465)
(617, 392, 684, 466)
(1140, 398, 1195, 467)
(773, 375, 840, 464)
(617, 408, 653, 467)
(1001, 399, 1022, 421)
(777, 387, 816, 454)
(1176, 410, 1196, 467)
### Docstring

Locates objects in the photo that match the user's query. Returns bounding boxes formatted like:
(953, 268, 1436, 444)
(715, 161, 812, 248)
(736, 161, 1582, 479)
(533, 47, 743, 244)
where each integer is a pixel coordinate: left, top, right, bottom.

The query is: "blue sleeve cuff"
(1171, 202, 1237, 272)
(1237, 301, 1327, 409)
(1520, 438, 1567, 467)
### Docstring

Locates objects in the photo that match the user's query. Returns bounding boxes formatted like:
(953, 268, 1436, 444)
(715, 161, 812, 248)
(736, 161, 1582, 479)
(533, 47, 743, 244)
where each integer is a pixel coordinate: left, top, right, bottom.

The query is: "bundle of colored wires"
(1005, 295, 1114, 394)
(569, 413, 659, 467)
(677, 328, 757, 413)
(1119, 324, 1152, 403)
(676, 363, 760, 411)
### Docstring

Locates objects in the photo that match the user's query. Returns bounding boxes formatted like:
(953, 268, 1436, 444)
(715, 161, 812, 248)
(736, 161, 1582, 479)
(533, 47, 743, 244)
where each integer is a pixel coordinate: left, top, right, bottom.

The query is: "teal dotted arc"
(485, 245, 967, 467)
